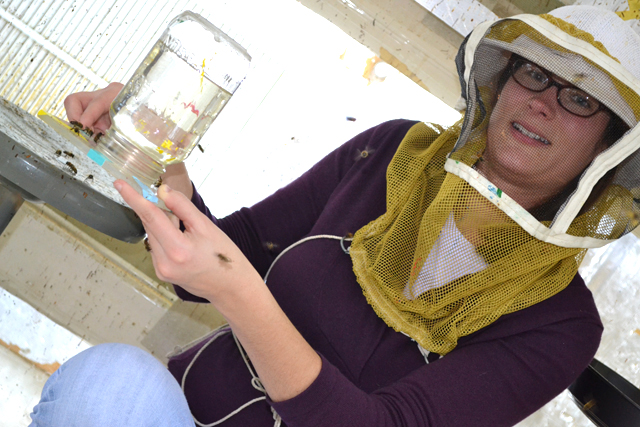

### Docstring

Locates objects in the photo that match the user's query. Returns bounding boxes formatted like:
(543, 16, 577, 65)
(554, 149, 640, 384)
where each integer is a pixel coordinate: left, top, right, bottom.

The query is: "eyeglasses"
(511, 59, 607, 117)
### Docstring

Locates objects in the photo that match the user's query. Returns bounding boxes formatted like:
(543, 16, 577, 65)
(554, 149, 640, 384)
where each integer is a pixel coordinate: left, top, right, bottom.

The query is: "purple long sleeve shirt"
(167, 119, 603, 427)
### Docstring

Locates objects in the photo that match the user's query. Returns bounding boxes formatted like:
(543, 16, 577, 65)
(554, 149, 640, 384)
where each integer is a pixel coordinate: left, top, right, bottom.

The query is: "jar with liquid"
(96, 11, 251, 190)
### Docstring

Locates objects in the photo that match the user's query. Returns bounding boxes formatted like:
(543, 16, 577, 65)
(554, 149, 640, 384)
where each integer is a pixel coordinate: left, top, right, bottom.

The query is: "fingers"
(144, 231, 171, 282)
(115, 179, 214, 287)
(64, 91, 95, 123)
(79, 96, 112, 129)
(166, 210, 181, 229)
(157, 184, 204, 232)
(93, 113, 112, 134)
(63, 82, 124, 130)
(162, 163, 193, 200)
(114, 180, 184, 249)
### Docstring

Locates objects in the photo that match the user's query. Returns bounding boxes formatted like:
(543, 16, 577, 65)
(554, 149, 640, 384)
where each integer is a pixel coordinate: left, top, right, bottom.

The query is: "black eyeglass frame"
(510, 58, 610, 118)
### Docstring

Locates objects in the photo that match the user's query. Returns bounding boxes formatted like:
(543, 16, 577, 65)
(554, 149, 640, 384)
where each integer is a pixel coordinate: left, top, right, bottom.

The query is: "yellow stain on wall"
(378, 47, 429, 92)
(0, 337, 61, 374)
(362, 56, 383, 84)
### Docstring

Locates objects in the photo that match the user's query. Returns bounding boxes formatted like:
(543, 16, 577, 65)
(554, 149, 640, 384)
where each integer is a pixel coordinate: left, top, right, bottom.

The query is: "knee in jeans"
(88, 342, 155, 361)
(31, 343, 191, 427)
(71, 343, 162, 375)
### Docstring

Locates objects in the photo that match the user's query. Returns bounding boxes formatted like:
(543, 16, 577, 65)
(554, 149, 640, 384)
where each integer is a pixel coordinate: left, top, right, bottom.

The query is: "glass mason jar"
(96, 11, 251, 191)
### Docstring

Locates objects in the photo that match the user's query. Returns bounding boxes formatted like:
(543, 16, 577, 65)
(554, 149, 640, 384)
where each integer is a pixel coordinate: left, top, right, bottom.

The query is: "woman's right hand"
(64, 82, 124, 133)
(66, 82, 194, 198)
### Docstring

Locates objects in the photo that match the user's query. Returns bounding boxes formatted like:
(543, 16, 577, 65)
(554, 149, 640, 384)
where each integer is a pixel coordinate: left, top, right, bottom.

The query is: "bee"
(55, 149, 62, 156)
(69, 121, 83, 135)
(583, 399, 596, 411)
(217, 253, 232, 263)
(65, 161, 77, 175)
(69, 121, 95, 139)
(346, 116, 357, 122)
(197, 144, 204, 153)
(354, 147, 375, 160)
(153, 176, 163, 188)
(63, 150, 75, 158)
(143, 236, 151, 252)
(94, 132, 103, 143)
(263, 241, 279, 252)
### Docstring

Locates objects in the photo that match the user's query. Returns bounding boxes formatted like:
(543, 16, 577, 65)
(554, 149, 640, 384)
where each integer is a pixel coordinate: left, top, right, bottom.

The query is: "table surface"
(0, 97, 144, 242)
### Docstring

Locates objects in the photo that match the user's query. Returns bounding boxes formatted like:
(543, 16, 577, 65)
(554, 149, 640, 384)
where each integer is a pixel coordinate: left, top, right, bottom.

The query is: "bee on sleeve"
(354, 146, 375, 161)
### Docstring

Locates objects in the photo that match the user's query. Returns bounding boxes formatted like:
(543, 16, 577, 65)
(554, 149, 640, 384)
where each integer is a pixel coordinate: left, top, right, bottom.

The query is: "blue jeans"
(29, 343, 195, 426)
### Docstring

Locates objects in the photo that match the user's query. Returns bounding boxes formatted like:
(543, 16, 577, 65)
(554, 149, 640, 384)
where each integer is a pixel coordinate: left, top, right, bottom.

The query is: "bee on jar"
(143, 236, 152, 252)
(69, 121, 83, 135)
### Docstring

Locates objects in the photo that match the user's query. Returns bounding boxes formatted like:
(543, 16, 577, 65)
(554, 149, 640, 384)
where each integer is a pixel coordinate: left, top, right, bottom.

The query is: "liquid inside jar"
(110, 40, 232, 165)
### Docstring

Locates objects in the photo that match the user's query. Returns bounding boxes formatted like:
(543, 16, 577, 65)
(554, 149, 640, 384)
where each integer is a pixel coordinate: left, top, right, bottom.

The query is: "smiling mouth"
(512, 122, 551, 145)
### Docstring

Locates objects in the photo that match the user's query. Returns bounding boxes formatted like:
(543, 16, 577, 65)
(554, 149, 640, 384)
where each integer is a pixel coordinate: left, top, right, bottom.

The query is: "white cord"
(264, 234, 352, 283)
(195, 397, 267, 427)
(185, 328, 268, 427)
(168, 324, 232, 359)
(184, 234, 352, 426)
(400, 332, 443, 365)
(182, 325, 231, 394)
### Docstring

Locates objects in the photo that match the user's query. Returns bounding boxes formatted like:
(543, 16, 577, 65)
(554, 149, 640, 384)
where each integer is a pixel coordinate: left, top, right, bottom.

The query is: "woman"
(30, 5, 640, 427)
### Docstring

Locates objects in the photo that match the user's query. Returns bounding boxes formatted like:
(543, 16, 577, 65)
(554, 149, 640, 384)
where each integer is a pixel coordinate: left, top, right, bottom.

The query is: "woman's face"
(483, 69, 611, 196)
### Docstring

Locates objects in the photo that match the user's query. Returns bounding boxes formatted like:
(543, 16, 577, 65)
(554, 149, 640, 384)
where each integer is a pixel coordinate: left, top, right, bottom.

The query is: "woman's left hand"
(114, 179, 262, 302)
(116, 179, 322, 402)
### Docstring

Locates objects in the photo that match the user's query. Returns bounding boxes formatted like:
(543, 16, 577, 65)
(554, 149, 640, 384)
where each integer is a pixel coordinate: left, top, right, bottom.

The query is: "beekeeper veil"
(349, 6, 640, 355)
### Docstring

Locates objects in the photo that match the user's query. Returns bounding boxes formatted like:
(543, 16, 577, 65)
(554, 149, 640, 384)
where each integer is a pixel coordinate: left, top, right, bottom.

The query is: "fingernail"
(114, 181, 123, 191)
(163, 184, 172, 192)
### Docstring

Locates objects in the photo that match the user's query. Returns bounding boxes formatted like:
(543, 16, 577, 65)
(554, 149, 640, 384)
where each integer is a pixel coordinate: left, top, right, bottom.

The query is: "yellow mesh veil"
(350, 7, 640, 355)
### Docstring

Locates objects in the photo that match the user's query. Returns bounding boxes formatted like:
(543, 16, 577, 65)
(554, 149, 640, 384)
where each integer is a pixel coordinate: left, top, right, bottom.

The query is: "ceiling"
(296, 0, 633, 108)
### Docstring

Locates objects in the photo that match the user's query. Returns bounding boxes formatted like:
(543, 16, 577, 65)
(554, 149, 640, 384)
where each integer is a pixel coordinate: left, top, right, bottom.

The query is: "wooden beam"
(297, 0, 464, 107)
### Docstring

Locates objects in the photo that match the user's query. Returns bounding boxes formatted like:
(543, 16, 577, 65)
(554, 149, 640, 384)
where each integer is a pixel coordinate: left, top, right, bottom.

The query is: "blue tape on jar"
(87, 149, 107, 166)
(132, 176, 159, 204)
